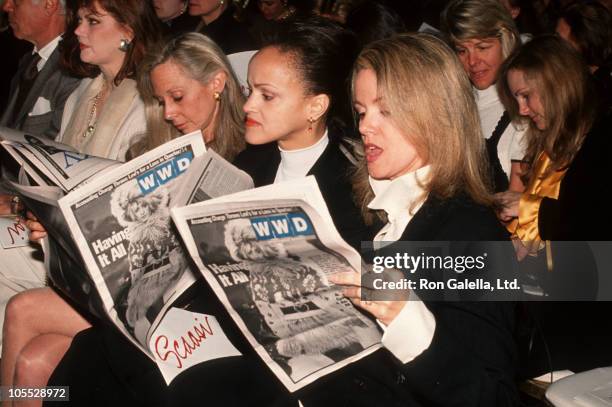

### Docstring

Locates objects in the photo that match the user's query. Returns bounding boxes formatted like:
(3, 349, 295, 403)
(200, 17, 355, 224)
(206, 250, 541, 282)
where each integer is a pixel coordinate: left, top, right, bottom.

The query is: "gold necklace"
(84, 88, 104, 138)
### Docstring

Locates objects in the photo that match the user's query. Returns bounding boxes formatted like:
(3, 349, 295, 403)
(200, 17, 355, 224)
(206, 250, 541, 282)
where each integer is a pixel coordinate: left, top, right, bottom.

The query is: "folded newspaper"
(171, 176, 382, 392)
(1, 126, 120, 191)
(1, 129, 252, 382)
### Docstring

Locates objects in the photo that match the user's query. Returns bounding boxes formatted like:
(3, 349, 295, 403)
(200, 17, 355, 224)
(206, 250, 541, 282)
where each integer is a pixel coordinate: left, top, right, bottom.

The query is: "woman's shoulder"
(232, 142, 279, 181)
(587, 109, 612, 141)
(113, 82, 146, 132)
(105, 80, 147, 161)
(63, 77, 94, 109)
(57, 77, 96, 142)
(447, 194, 506, 237)
(307, 137, 359, 189)
(416, 193, 509, 241)
(72, 76, 95, 93)
(564, 109, 612, 175)
(314, 125, 361, 172)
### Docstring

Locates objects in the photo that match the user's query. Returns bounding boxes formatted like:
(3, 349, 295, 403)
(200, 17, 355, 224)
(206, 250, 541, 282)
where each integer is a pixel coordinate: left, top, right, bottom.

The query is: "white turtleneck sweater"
(366, 166, 436, 364)
(475, 85, 526, 179)
(274, 130, 329, 183)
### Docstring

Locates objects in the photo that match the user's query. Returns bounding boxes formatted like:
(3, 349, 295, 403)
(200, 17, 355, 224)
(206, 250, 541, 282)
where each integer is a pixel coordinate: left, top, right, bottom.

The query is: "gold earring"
(213, 91, 220, 101)
(307, 117, 314, 132)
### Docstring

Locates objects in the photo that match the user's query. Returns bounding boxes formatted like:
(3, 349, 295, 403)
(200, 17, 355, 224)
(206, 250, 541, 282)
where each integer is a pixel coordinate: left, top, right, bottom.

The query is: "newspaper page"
(0, 126, 120, 191)
(176, 149, 253, 204)
(1, 143, 51, 187)
(0, 217, 29, 249)
(171, 177, 382, 392)
(58, 132, 207, 355)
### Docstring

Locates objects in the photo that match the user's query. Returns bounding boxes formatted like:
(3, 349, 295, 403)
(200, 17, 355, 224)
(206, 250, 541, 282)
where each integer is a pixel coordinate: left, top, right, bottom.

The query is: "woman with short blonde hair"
(441, 0, 526, 193)
(441, 0, 520, 59)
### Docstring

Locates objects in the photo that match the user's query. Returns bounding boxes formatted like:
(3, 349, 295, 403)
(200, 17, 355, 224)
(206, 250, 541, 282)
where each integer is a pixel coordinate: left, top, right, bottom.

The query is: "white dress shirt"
(34, 35, 62, 72)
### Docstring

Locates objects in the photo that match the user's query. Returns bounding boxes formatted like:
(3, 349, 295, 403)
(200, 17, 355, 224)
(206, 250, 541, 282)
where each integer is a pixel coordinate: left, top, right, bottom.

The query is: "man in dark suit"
(1, 0, 80, 140)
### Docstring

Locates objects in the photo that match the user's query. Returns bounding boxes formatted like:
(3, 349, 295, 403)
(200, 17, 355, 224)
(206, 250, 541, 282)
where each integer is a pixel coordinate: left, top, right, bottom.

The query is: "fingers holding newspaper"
(24, 210, 47, 242)
(329, 271, 407, 327)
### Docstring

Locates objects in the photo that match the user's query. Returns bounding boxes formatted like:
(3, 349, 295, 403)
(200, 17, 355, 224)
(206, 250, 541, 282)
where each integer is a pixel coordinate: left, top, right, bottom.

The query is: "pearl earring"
(118, 39, 131, 52)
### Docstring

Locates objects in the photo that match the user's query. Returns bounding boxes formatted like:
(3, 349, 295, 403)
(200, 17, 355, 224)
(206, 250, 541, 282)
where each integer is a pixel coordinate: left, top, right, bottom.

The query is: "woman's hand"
(494, 191, 522, 222)
(24, 211, 47, 242)
(328, 271, 406, 326)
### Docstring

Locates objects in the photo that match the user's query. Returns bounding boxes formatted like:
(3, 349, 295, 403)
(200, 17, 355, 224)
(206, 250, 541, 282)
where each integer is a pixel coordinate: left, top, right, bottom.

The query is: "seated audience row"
(0, 0, 610, 406)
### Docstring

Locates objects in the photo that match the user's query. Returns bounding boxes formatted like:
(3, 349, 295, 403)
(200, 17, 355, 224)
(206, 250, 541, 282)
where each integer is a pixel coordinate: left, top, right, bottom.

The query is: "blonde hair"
(135, 33, 245, 161)
(440, 0, 520, 59)
(351, 33, 493, 224)
(498, 35, 597, 181)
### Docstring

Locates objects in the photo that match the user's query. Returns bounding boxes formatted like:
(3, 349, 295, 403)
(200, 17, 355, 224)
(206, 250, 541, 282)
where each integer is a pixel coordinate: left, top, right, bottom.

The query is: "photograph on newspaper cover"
(64, 144, 197, 346)
(183, 202, 381, 387)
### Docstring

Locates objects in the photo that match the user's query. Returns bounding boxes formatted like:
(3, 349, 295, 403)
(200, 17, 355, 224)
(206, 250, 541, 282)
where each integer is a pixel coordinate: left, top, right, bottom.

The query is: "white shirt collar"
(368, 165, 431, 242)
(33, 34, 62, 71)
(274, 130, 329, 183)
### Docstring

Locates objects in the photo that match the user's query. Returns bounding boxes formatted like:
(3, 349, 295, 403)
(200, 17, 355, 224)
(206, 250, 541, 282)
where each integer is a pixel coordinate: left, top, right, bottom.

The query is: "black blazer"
(392, 194, 518, 407)
(518, 111, 612, 377)
(538, 110, 612, 240)
(234, 136, 371, 250)
(300, 194, 519, 407)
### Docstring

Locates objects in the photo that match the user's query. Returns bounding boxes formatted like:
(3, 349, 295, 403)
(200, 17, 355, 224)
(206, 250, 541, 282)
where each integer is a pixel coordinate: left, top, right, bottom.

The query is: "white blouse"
(368, 165, 431, 243)
(367, 167, 437, 364)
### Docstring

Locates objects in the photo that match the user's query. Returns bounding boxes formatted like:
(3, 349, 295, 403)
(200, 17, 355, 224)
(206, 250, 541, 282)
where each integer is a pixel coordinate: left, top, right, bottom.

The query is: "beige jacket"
(57, 75, 146, 161)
